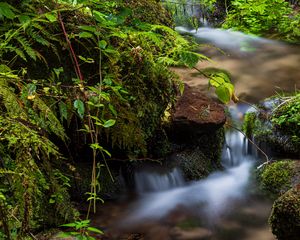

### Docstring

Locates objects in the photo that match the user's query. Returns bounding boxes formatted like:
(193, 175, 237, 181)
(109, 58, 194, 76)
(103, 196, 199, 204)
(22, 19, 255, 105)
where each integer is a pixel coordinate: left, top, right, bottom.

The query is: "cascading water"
(125, 106, 255, 225)
(134, 165, 185, 193)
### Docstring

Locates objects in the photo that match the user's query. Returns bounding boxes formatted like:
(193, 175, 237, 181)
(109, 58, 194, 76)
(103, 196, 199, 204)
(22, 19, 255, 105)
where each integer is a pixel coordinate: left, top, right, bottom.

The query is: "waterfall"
(124, 105, 255, 224)
(134, 166, 184, 193)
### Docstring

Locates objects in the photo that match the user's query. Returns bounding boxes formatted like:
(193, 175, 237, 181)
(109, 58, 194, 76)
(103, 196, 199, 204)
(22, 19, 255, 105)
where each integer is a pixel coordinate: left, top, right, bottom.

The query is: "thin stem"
(226, 123, 270, 163)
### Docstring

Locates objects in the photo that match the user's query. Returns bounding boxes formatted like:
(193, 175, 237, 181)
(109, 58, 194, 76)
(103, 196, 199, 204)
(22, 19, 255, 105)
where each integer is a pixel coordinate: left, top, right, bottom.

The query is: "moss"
(269, 187, 300, 240)
(125, 0, 174, 27)
(242, 112, 257, 138)
(242, 94, 300, 157)
(258, 160, 295, 197)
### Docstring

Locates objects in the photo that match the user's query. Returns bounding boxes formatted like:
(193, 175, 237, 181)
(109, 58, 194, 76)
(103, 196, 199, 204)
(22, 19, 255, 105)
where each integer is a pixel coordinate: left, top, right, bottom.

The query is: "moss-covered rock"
(125, 0, 174, 27)
(243, 94, 300, 158)
(269, 187, 300, 240)
(258, 160, 296, 197)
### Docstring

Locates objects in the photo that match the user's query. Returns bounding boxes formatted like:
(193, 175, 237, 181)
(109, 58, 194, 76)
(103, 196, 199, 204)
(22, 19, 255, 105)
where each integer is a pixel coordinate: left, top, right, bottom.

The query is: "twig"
(226, 123, 270, 164)
(57, 12, 84, 83)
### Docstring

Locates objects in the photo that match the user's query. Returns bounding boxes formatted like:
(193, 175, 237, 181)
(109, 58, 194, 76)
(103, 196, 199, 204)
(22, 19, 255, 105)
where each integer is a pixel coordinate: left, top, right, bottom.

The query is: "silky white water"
(125, 120, 255, 224)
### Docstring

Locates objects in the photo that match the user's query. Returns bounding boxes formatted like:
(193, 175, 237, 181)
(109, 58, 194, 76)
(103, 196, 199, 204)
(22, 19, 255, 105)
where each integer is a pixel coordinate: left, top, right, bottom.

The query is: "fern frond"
(0, 78, 26, 118)
(15, 35, 37, 61)
(32, 97, 67, 141)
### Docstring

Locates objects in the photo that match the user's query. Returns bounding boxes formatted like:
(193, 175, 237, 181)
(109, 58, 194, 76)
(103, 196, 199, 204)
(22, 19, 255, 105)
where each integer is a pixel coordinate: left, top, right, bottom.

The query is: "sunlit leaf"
(103, 119, 116, 128)
(73, 99, 85, 119)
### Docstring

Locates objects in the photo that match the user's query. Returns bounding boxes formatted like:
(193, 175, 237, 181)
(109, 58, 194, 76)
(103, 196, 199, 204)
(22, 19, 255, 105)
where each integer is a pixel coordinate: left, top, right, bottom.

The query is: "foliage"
(271, 93, 300, 140)
(269, 187, 300, 240)
(223, 0, 292, 35)
(0, 0, 218, 237)
(58, 219, 103, 240)
(242, 93, 300, 156)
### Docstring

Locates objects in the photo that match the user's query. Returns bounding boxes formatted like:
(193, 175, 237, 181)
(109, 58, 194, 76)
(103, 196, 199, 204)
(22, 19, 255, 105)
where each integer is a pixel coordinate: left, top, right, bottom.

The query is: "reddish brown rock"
(173, 84, 226, 126)
(170, 84, 226, 144)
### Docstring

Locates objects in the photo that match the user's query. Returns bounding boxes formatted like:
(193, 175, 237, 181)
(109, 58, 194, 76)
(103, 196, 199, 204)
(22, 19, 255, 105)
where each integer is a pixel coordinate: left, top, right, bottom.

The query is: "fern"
(32, 97, 67, 141)
(0, 79, 26, 118)
(15, 34, 37, 61)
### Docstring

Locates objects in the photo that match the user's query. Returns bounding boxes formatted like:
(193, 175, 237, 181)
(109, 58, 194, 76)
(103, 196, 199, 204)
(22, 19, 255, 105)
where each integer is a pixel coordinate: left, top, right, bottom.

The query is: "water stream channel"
(92, 27, 300, 239)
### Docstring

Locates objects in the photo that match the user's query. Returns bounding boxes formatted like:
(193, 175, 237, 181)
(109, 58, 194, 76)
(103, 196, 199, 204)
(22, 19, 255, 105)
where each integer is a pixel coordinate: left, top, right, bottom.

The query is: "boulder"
(167, 84, 226, 180)
(269, 187, 300, 240)
(169, 84, 226, 145)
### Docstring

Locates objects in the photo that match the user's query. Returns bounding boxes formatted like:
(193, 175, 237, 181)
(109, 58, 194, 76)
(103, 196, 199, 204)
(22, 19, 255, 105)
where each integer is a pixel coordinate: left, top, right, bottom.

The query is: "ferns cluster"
(0, 0, 208, 237)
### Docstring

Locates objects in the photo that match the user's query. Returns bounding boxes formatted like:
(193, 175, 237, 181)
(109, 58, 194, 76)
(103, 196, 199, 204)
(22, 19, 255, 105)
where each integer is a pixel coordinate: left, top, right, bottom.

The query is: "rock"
(171, 84, 226, 143)
(166, 85, 226, 180)
(258, 160, 299, 197)
(269, 187, 300, 240)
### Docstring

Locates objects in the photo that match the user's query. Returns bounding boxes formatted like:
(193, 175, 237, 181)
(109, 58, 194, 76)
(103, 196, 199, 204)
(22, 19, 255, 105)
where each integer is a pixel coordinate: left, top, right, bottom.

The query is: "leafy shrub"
(222, 0, 299, 39)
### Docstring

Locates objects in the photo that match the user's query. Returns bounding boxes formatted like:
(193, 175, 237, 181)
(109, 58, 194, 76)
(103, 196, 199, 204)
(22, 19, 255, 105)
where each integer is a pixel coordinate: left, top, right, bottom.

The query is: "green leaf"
(215, 85, 231, 104)
(98, 40, 107, 49)
(87, 227, 104, 234)
(0, 2, 15, 19)
(93, 10, 107, 22)
(108, 104, 117, 117)
(59, 101, 68, 122)
(73, 99, 85, 119)
(61, 222, 77, 227)
(18, 15, 31, 24)
(79, 32, 93, 38)
(44, 12, 57, 22)
(103, 119, 116, 128)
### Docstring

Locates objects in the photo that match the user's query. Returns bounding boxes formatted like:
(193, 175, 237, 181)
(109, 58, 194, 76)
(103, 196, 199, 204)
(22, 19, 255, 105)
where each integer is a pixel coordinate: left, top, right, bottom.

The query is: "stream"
(92, 27, 300, 239)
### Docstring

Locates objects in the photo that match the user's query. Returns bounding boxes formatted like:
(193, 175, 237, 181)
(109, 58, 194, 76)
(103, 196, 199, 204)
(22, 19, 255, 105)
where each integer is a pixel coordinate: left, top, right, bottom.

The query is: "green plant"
(58, 220, 103, 240)
(223, 0, 293, 36)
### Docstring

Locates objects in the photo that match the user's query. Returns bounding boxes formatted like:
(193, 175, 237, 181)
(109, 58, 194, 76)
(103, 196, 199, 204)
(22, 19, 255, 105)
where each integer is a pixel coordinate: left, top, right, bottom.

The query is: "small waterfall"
(134, 166, 184, 193)
(125, 105, 255, 224)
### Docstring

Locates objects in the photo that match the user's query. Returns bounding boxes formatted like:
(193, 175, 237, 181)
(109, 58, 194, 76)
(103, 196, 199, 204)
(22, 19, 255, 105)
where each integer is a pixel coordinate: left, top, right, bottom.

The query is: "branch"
(57, 12, 84, 83)
(226, 123, 270, 164)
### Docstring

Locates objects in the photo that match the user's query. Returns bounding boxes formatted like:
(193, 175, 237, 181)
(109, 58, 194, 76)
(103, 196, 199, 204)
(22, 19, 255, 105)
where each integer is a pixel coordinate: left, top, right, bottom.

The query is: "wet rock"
(269, 187, 300, 240)
(257, 160, 300, 198)
(243, 96, 300, 158)
(167, 84, 226, 180)
(170, 84, 226, 143)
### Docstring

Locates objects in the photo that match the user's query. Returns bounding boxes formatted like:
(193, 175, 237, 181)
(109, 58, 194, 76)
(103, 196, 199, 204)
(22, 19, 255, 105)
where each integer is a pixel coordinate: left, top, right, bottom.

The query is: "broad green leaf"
(44, 12, 57, 22)
(103, 119, 116, 128)
(79, 25, 97, 32)
(93, 10, 107, 22)
(215, 85, 231, 104)
(87, 227, 104, 234)
(73, 99, 85, 119)
(79, 31, 93, 38)
(98, 40, 107, 49)
(18, 15, 31, 24)
(0, 2, 15, 19)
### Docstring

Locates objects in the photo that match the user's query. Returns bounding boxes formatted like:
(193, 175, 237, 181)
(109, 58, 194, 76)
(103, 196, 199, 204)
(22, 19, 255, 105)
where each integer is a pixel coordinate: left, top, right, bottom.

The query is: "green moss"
(242, 112, 257, 138)
(125, 0, 174, 27)
(259, 160, 295, 197)
(271, 93, 300, 149)
(269, 188, 300, 240)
